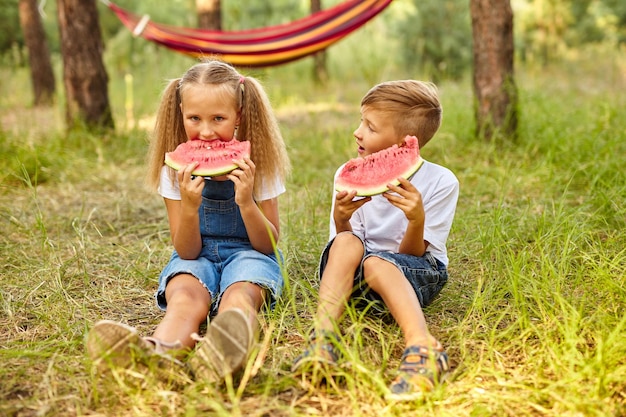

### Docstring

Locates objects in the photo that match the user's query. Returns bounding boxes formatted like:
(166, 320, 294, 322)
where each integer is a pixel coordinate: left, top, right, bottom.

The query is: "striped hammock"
(104, 0, 392, 67)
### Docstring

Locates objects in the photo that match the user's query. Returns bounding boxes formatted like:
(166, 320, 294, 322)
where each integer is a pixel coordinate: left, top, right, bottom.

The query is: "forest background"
(1, 0, 625, 416)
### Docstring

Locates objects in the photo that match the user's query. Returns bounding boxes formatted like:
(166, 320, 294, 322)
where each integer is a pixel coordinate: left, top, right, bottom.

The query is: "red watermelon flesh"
(335, 136, 423, 196)
(164, 139, 251, 177)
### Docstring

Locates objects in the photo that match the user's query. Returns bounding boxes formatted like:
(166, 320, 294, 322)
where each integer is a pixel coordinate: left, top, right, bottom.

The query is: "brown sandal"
(386, 344, 450, 401)
(291, 330, 341, 373)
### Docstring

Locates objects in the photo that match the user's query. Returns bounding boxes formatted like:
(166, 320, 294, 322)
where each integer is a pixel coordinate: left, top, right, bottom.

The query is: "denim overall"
(156, 178, 284, 312)
(199, 178, 248, 240)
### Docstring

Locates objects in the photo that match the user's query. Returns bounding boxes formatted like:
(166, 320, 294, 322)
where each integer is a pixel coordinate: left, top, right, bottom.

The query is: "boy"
(293, 80, 459, 400)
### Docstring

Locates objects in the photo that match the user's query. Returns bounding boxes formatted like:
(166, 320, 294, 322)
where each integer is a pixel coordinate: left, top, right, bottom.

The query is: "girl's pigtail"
(239, 75, 246, 107)
(146, 78, 186, 191)
(236, 76, 290, 198)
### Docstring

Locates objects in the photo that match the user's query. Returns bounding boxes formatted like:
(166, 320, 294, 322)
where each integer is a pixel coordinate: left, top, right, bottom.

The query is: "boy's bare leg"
(153, 273, 211, 349)
(291, 232, 363, 371)
(362, 257, 440, 349)
(315, 232, 364, 331)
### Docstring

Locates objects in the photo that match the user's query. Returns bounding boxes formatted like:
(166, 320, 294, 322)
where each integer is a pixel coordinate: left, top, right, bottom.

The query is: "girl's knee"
(219, 282, 266, 313)
(166, 274, 211, 306)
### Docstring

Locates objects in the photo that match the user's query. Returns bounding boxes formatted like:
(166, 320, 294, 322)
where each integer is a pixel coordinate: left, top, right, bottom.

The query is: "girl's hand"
(227, 156, 256, 207)
(177, 162, 204, 211)
(384, 177, 424, 224)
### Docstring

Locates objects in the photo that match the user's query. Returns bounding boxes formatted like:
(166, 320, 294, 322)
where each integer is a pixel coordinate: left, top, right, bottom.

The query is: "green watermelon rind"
(164, 139, 250, 177)
(164, 157, 239, 177)
(334, 137, 423, 197)
(336, 157, 424, 197)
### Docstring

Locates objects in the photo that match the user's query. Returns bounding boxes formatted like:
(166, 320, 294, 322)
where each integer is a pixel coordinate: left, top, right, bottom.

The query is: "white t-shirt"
(158, 165, 286, 201)
(328, 160, 459, 265)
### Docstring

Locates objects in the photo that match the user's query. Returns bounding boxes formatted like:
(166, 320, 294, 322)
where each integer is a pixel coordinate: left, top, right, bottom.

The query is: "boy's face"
(353, 106, 403, 157)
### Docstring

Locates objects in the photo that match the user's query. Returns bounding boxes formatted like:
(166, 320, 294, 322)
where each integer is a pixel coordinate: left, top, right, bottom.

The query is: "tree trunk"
(470, 0, 517, 140)
(57, 0, 114, 131)
(18, 0, 55, 106)
(197, 0, 221, 30)
(311, 0, 328, 85)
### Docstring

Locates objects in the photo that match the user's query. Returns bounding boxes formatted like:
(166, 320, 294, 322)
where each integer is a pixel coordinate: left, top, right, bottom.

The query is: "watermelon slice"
(335, 136, 424, 196)
(164, 138, 251, 177)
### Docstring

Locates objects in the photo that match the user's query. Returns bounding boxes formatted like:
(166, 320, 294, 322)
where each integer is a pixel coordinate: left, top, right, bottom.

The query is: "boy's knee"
(362, 257, 395, 285)
(362, 255, 384, 269)
(331, 231, 362, 251)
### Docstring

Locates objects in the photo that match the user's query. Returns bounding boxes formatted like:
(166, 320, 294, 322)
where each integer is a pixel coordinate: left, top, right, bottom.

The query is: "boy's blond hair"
(361, 80, 442, 148)
(146, 59, 290, 198)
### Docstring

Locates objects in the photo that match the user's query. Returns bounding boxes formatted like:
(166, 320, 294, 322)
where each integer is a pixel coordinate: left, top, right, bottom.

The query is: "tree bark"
(57, 0, 114, 131)
(197, 0, 221, 30)
(470, 0, 518, 140)
(18, 0, 55, 106)
(311, 0, 328, 85)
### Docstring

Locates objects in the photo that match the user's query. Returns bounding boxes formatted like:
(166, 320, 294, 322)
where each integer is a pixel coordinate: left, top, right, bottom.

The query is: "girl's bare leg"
(152, 273, 211, 349)
(218, 281, 266, 330)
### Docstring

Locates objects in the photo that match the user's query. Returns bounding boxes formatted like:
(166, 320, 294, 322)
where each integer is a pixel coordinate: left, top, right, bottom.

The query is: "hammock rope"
(105, 0, 392, 67)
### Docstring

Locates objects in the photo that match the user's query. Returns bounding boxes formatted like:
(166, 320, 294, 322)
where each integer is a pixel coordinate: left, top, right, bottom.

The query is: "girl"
(87, 59, 290, 381)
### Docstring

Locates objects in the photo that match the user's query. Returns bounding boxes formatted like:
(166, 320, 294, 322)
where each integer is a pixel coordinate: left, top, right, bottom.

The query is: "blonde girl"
(87, 59, 290, 381)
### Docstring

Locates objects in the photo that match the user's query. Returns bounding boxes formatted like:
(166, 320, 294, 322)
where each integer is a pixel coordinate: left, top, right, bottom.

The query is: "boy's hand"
(178, 162, 205, 211)
(384, 177, 425, 224)
(333, 190, 371, 227)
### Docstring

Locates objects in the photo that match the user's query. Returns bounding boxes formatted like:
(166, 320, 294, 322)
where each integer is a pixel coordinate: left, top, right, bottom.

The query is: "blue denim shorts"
(156, 238, 284, 314)
(319, 233, 448, 315)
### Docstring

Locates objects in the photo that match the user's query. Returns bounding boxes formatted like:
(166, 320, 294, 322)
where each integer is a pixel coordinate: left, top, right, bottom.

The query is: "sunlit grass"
(1, 55, 625, 416)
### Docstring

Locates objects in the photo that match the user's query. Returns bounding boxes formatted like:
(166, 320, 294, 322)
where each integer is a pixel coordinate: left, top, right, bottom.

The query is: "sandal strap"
(309, 330, 341, 362)
(398, 345, 450, 381)
(308, 329, 340, 344)
(318, 342, 340, 363)
(143, 337, 183, 355)
(291, 329, 341, 372)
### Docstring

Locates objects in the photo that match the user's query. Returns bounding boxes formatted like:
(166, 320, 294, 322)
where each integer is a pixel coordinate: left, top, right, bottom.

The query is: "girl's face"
(353, 106, 402, 157)
(180, 84, 240, 142)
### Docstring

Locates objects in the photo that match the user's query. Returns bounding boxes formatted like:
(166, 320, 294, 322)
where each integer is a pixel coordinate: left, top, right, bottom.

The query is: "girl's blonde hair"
(146, 59, 290, 198)
(361, 80, 442, 148)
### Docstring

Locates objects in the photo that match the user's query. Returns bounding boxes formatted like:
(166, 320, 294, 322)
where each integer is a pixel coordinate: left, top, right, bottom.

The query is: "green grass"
(1, 54, 625, 416)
